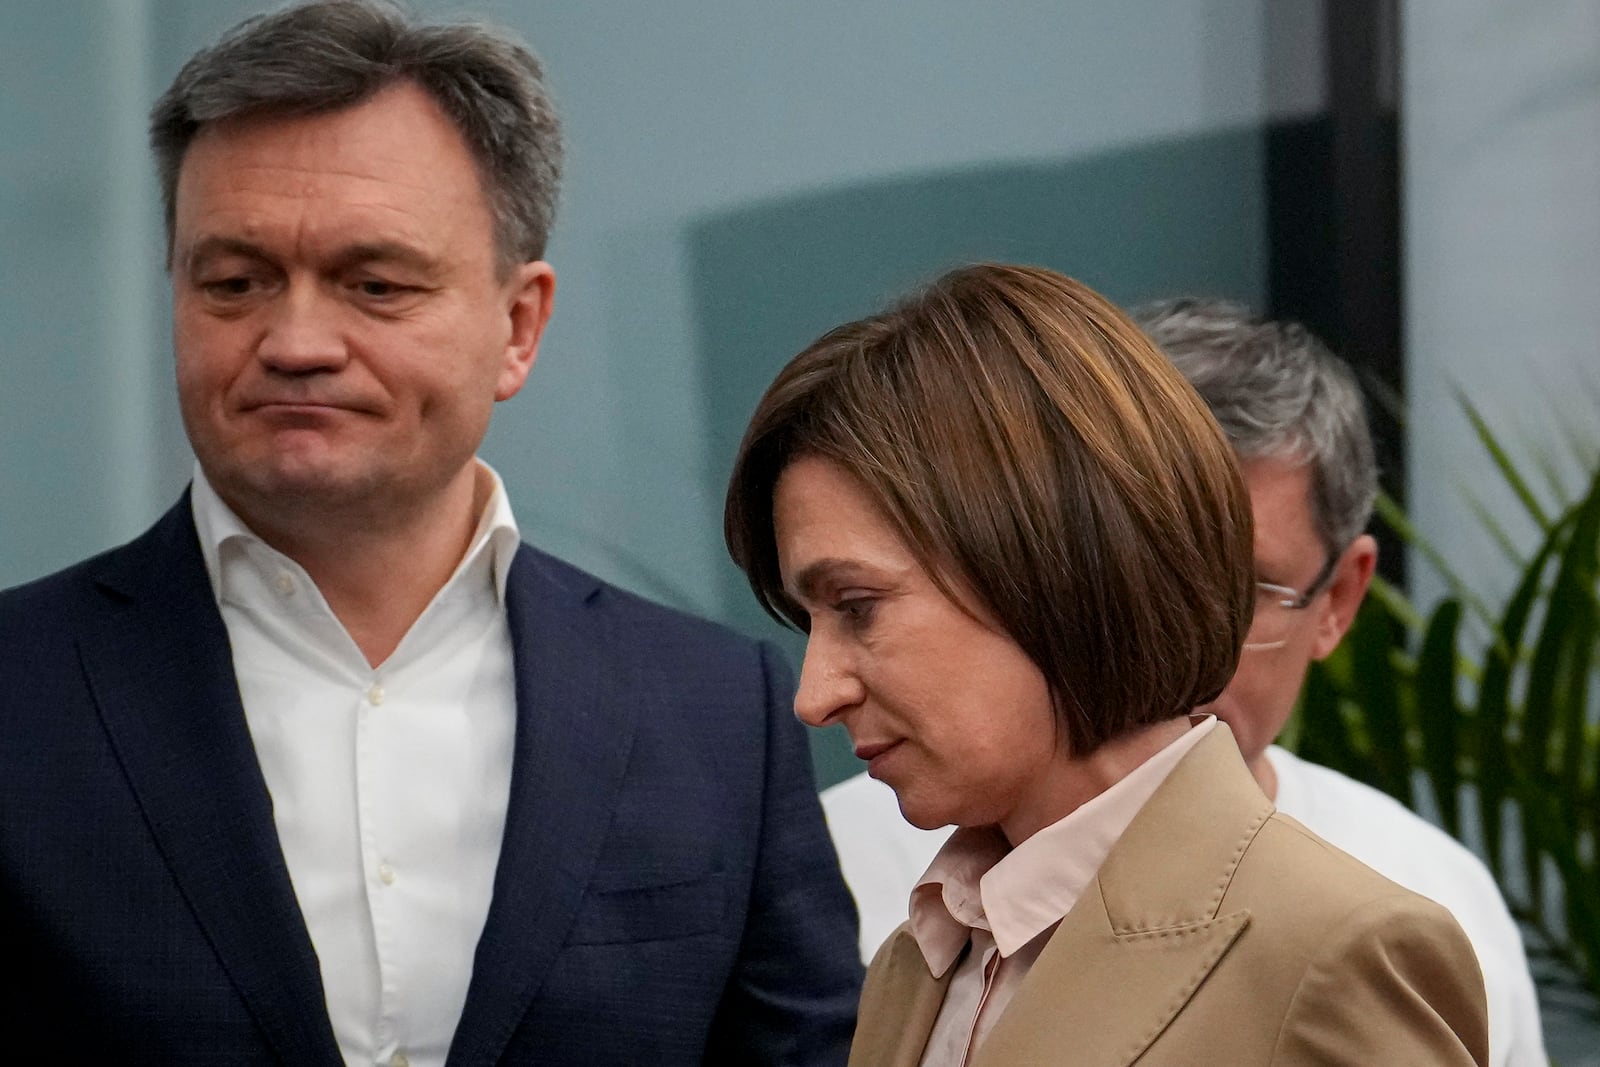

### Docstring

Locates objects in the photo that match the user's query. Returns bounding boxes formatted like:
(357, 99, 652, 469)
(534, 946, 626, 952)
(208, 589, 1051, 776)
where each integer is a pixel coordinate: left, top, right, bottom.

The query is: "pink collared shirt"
(910, 716, 1219, 1067)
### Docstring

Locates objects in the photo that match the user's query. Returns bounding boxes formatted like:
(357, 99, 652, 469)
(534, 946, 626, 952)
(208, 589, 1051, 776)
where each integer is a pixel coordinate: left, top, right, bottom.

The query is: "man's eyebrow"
(182, 236, 268, 272)
(329, 241, 443, 275)
(180, 236, 442, 275)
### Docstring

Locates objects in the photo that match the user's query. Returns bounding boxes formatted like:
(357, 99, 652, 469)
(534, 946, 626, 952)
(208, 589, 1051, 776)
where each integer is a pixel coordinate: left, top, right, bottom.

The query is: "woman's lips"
(854, 739, 903, 777)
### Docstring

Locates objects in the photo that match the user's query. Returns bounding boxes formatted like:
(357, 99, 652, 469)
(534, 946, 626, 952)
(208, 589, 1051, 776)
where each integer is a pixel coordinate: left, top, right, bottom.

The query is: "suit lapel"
(972, 885, 1249, 1067)
(78, 499, 343, 1065)
(848, 927, 954, 1067)
(974, 727, 1270, 1067)
(446, 547, 643, 1067)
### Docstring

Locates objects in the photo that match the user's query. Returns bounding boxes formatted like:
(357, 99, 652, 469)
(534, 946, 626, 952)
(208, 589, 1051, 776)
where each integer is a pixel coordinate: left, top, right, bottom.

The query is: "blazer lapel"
(446, 547, 643, 1067)
(849, 927, 954, 1067)
(972, 886, 1249, 1067)
(973, 727, 1270, 1067)
(78, 499, 343, 1064)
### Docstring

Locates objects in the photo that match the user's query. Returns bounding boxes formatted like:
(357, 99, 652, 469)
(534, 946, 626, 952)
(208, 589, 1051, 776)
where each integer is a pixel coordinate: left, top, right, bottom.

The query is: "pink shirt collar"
(909, 716, 1219, 976)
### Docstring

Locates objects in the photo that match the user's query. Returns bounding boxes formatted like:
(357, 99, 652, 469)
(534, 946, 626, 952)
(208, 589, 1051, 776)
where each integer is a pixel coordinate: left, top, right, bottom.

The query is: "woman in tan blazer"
(724, 264, 1488, 1066)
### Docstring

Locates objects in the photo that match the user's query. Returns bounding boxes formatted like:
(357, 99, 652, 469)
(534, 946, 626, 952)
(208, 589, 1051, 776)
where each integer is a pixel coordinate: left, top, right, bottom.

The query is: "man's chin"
(208, 462, 387, 517)
(256, 464, 365, 497)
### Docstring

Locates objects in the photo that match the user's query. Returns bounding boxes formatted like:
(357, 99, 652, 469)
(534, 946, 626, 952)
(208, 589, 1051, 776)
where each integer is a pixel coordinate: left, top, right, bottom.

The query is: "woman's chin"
(892, 791, 959, 832)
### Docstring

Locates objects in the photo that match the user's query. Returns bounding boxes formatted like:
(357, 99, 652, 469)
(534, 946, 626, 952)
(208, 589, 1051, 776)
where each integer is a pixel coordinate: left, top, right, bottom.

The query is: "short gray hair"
(150, 0, 562, 268)
(1133, 298, 1377, 555)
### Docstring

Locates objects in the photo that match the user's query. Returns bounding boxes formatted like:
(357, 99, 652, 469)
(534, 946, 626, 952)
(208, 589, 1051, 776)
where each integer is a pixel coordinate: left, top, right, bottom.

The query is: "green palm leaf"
(1414, 599, 1463, 837)
(1458, 391, 1552, 531)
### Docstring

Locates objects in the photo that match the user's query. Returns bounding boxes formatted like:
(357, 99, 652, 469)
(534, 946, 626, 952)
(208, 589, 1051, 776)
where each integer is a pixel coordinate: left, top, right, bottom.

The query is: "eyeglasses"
(1242, 550, 1341, 652)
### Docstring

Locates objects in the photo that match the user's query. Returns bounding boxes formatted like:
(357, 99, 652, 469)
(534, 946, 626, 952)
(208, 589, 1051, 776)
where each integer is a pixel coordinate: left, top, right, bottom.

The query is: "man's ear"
(496, 260, 556, 402)
(1311, 533, 1378, 660)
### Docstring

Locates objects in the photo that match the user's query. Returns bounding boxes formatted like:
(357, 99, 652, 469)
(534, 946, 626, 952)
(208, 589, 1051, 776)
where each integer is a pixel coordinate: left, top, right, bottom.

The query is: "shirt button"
(389, 1054, 409, 1067)
(367, 684, 385, 706)
(274, 572, 295, 596)
(378, 862, 395, 886)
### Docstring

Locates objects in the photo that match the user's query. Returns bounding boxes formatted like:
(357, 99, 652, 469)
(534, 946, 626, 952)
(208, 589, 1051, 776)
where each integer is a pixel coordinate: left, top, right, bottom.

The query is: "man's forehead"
(176, 83, 478, 194)
(1241, 456, 1324, 564)
(170, 83, 496, 267)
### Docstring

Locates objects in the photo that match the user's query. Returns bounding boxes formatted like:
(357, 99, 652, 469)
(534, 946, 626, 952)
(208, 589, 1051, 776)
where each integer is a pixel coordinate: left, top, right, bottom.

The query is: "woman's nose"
(792, 633, 865, 727)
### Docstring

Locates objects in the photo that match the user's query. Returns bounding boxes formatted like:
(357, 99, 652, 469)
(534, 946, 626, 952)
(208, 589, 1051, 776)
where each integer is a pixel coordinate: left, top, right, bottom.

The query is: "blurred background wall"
(3, 0, 1595, 783)
(4, 0, 1597, 1053)
(1405, 0, 1600, 612)
(1, 0, 1321, 766)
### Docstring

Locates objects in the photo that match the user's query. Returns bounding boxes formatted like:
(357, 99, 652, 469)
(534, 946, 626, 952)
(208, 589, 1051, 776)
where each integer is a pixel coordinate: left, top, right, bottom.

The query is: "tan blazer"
(849, 727, 1489, 1067)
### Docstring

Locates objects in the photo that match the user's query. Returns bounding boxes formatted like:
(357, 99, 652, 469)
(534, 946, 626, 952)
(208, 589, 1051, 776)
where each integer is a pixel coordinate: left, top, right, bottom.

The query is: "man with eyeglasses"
(1134, 299, 1544, 1067)
(818, 298, 1545, 1066)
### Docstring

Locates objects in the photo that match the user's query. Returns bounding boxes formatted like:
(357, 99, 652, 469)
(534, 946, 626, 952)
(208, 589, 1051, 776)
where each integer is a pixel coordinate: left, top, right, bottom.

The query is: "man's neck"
(231, 466, 492, 667)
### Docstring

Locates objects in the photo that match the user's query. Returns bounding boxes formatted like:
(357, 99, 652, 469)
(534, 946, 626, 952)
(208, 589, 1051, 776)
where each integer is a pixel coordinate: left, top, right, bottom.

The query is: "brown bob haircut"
(724, 263, 1255, 757)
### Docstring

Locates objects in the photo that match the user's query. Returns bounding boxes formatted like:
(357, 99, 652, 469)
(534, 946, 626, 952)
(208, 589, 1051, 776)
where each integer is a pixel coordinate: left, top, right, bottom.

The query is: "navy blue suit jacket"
(0, 497, 861, 1065)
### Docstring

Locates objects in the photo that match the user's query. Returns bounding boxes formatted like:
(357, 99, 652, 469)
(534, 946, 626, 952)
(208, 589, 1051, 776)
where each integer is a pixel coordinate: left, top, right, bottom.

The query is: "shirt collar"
(908, 716, 1220, 975)
(189, 460, 521, 609)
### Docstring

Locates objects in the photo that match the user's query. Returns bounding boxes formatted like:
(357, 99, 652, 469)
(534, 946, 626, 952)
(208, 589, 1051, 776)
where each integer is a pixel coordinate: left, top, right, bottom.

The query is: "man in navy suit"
(0, 2, 860, 1063)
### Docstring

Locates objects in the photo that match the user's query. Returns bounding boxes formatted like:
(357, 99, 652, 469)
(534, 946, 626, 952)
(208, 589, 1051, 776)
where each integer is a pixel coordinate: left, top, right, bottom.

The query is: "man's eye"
(356, 279, 406, 298)
(203, 277, 256, 297)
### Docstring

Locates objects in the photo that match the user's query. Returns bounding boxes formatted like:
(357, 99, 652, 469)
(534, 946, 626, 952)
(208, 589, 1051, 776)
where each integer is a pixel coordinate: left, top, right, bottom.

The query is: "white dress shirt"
(192, 463, 520, 1067)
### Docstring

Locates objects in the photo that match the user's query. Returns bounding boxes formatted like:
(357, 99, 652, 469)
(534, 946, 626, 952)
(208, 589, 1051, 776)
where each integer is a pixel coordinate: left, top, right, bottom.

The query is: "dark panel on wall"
(1268, 0, 1406, 583)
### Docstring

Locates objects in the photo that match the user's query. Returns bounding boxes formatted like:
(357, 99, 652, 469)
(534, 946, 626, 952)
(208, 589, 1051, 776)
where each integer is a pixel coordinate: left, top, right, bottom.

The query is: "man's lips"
(240, 399, 375, 419)
(243, 398, 355, 410)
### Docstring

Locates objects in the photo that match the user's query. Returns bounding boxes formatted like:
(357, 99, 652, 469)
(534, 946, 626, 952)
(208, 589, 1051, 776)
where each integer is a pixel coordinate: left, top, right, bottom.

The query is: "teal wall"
(7, 6, 1599, 1052)
(1, 0, 1285, 785)
(1, 3, 175, 582)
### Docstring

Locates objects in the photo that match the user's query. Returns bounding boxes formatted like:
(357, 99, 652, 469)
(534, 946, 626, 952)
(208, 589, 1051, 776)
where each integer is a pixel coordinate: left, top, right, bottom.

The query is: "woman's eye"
(835, 597, 877, 625)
